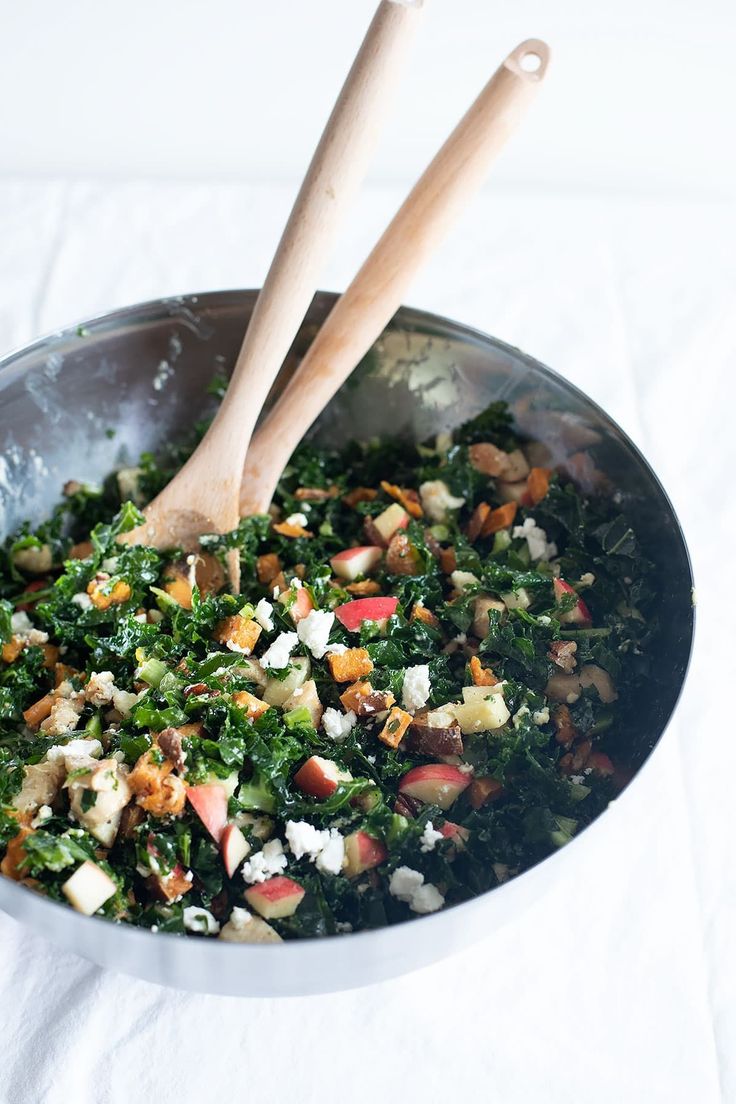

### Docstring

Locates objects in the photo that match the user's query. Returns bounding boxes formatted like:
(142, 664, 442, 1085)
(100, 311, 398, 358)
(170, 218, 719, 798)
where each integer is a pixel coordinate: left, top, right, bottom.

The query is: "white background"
(1, 2, 735, 1102)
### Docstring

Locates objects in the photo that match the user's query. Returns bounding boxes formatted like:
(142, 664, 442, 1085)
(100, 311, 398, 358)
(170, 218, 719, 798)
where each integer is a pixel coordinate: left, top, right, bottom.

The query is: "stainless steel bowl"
(0, 291, 694, 996)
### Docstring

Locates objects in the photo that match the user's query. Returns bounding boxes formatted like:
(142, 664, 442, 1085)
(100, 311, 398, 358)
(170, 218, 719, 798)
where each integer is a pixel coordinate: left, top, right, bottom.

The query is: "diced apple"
(501, 588, 531, 611)
(221, 823, 251, 878)
(372, 502, 409, 545)
(334, 596, 398, 632)
(330, 546, 383, 582)
(440, 821, 470, 846)
(293, 755, 352, 799)
(283, 678, 323, 728)
(398, 764, 472, 810)
(461, 684, 504, 703)
(343, 830, 388, 877)
(553, 578, 592, 627)
(279, 585, 314, 625)
(62, 860, 117, 916)
(219, 912, 282, 943)
(263, 655, 311, 707)
(244, 875, 305, 919)
(451, 695, 510, 733)
(186, 783, 229, 843)
(579, 664, 617, 703)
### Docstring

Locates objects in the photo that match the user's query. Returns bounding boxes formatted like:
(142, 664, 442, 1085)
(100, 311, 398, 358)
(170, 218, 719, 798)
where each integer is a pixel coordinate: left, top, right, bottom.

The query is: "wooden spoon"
(239, 39, 550, 517)
(124, 0, 424, 556)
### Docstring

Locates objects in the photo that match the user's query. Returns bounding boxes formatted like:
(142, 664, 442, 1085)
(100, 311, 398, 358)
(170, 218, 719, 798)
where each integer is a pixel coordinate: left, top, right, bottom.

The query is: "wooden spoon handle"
(240, 39, 550, 517)
(137, 0, 424, 548)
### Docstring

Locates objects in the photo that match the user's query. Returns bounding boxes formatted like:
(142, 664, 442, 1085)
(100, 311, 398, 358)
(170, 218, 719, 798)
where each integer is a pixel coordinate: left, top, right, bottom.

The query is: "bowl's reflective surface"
(0, 291, 693, 995)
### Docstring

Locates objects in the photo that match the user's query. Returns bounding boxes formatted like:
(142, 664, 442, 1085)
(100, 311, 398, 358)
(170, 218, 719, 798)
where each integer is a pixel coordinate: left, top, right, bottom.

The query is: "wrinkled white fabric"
(0, 180, 732, 1104)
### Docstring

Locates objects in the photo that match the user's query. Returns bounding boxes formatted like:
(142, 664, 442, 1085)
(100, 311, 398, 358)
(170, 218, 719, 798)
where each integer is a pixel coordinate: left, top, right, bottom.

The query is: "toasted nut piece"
(548, 640, 578, 673)
(378, 706, 412, 749)
(468, 776, 504, 809)
(345, 579, 382, 596)
(406, 712, 463, 756)
(156, 728, 189, 772)
(587, 751, 615, 776)
(0, 826, 33, 880)
(233, 690, 271, 721)
(69, 540, 93, 560)
(327, 648, 374, 683)
(273, 521, 312, 539)
(340, 680, 395, 717)
(87, 577, 131, 610)
(523, 467, 551, 506)
(380, 481, 423, 519)
(480, 502, 518, 536)
(552, 704, 578, 747)
(411, 602, 440, 630)
(466, 502, 490, 542)
(343, 487, 378, 508)
(385, 531, 421, 576)
(294, 485, 339, 501)
(257, 553, 282, 586)
(214, 614, 262, 656)
(469, 655, 497, 686)
(117, 802, 146, 840)
(128, 750, 187, 817)
(501, 449, 530, 482)
(559, 738, 592, 775)
(468, 442, 510, 477)
(22, 693, 55, 730)
(439, 547, 457, 575)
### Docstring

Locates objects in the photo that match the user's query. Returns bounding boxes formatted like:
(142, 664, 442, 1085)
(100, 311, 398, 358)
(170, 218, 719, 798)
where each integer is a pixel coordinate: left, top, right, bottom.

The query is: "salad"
(0, 402, 654, 942)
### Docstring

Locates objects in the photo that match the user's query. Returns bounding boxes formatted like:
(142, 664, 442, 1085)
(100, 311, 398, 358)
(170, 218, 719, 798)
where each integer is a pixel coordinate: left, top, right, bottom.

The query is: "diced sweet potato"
(379, 481, 423, 519)
(406, 711, 463, 756)
(345, 579, 382, 596)
(385, 531, 420, 576)
(439, 547, 457, 574)
(87, 577, 132, 610)
(378, 706, 413, 749)
(214, 614, 262, 655)
(339, 680, 373, 714)
(523, 466, 551, 507)
(480, 501, 518, 536)
(256, 553, 282, 586)
(233, 689, 271, 721)
(343, 487, 378, 508)
(469, 655, 497, 686)
(410, 602, 440, 630)
(294, 485, 339, 501)
(0, 826, 33, 880)
(327, 648, 373, 683)
(128, 750, 187, 817)
(466, 502, 490, 542)
(1, 638, 24, 664)
(273, 520, 312, 539)
(552, 704, 578, 746)
(468, 776, 504, 809)
(41, 644, 60, 670)
(339, 680, 395, 717)
(22, 693, 55, 730)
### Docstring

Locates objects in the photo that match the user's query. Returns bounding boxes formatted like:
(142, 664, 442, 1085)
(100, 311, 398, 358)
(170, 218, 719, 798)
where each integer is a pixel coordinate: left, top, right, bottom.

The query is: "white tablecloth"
(0, 180, 732, 1103)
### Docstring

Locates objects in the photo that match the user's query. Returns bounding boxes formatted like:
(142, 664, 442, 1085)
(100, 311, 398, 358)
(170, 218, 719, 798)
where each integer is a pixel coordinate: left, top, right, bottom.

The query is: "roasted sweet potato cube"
(273, 521, 312, 539)
(378, 706, 412, 749)
(468, 776, 504, 809)
(87, 577, 131, 610)
(343, 487, 378, 508)
(1, 638, 24, 664)
(523, 467, 551, 507)
(41, 644, 60, 670)
(469, 655, 498, 686)
(214, 614, 262, 655)
(23, 693, 54, 730)
(233, 689, 271, 721)
(339, 680, 374, 714)
(327, 648, 374, 683)
(340, 680, 395, 717)
(379, 481, 423, 519)
(480, 502, 518, 536)
(466, 502, 491, 542)
(410, 602, 440, 630)
(257, 553, 282, 586)
(0, 826, 33, 880)
(439, 547, 457, 575)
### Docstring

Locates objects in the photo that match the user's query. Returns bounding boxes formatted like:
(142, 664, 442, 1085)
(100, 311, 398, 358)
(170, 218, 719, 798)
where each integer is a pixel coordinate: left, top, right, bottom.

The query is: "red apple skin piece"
(186, 784, 229, 844)
(293, 755, 344, 799)
(330, 546, 383, 582)
(553, 578, 592, 627)
(440, 821, 470, 847)
(289, 586, 315, 625)
(398, 764, 472, 810)
(334, 596, 399, 632)
(244, 876, 305, 919)
(221, 823, 250, 878)
(343, 830, 388, 877)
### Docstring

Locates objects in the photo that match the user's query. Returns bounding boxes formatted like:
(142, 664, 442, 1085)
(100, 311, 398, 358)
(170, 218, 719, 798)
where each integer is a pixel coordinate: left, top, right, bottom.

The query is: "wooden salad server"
(123, 0, 425, 560)
(239, 39, 550, 517)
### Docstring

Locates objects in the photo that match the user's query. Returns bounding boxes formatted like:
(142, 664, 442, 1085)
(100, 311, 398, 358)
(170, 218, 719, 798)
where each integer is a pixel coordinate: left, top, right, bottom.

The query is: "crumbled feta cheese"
(492, 862, 510, 883)
(254, 598, 275, 633)
(402, 664, 431, 711)
(112, 688, 142, 716)
(569, 774, 586, 785)
(532, 706, 550, 725)
(452, 632, 467, 644)
(71, 592, 93, 611)
(315, 829, 345, 876)
(418, 480, 466, 523)
(85, 670, 116, 707)
(228, 906, 253, 931)
(260, 631, 299, 670)
(182, 907, 220, 935)
(242, 839, 288, 884)
(30, 804, 53, 828)
(101, 556, 119, 574)
(512, 517, 558, 562)
(579, 572, 595, 587)
(285, 512, 309, 528)
(324, 643, 347, 656)
(335, 921, 353, 933)
(285, 820, 326, 861)
(419, 821, 444, 853)
(47, 738, 103, 764)
(410, 883, 445, 914)
(450, 570, 480, 592)
(537, 615, 552, 626)
(296, 608, 335, 659)
(40, 691, 86, 737)
(389, 866, 445, 914)
(10, 612, 33, 635)
(322, 707, 357, 742)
